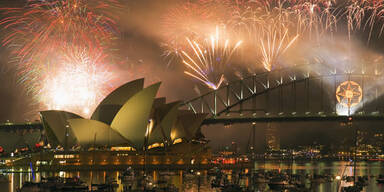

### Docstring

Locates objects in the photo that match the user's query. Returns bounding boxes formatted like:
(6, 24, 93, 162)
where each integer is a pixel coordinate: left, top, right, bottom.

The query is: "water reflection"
(1, 161, 384, 192)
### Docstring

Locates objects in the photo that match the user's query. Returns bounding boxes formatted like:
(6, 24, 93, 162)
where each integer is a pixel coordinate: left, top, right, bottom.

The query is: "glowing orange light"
(336, 81, 362, 108)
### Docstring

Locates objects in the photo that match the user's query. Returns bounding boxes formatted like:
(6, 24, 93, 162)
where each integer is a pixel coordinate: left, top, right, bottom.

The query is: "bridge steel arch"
(181, 64, 384, 125)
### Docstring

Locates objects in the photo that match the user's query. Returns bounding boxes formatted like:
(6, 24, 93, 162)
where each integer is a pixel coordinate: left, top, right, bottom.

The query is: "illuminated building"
(16, 78, 211, 167)
(266, 123, 280, 151)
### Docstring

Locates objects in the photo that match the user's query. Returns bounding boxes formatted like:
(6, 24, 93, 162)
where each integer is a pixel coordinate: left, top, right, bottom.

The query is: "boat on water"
(20, 176, 89, 192)
(57, 177, 88, 191)
(310, 173, 333, 183)
(22, 177, 61, 190)
(268, 177, 295, 191)
(91, 180, 119, 192)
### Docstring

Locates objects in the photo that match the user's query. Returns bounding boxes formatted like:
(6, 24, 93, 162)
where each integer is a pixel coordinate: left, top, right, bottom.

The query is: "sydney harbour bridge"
(0, 62, 382, 176)
(1, 62, 384, 132)
(181, 63, 384, 125)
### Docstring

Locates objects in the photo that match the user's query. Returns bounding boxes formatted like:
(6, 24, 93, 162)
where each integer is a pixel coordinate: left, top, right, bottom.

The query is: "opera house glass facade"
(13, 79, 210, 169)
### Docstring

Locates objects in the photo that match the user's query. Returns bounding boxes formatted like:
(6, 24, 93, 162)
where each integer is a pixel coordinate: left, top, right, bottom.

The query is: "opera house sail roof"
(67, 119, 132, 147)
(40, 78, 207, 151)
(91, 78, 144, 125)
(110, 82, 161, 149)
(40, 110, 82, 148)
(171, 111, 207, 142)
(148, 101, 180, 145)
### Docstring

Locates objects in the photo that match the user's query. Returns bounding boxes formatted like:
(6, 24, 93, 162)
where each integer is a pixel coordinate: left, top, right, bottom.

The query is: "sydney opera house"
(7, 79, 210, 169)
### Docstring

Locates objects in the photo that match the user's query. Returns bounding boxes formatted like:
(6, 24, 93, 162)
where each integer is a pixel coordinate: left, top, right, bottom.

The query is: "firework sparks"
(41, 48, 113, 117)
(0, 0, 121, 113)
(0, 0, 120, 62)
(3, 0, 384, 117)
(181, 26, 242, 90)
(343, 0, 384, 42)
(292, 0, 338, 39)
(160, 0, 228, 66)
(259, 24, 299, 71)
(159, 0, 384, 74)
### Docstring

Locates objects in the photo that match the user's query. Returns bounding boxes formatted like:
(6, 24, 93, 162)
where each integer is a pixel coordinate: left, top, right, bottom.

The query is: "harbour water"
(2, 160, 384, 192)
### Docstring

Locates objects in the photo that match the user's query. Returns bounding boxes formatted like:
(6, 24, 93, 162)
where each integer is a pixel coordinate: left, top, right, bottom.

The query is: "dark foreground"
(2, 160, 384, 192)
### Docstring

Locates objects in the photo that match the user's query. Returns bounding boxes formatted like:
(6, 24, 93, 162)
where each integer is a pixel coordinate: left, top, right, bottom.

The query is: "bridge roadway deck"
(1, 115, 384, 128)
(0, 122, 42, 131)
(202, 115, 384, 125)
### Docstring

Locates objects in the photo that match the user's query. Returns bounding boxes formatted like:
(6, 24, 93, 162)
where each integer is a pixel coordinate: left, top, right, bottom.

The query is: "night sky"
(1, 0, 384, 152)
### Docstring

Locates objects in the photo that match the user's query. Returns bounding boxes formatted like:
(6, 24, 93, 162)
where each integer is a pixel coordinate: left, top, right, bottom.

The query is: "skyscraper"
(266, 123, 280, 151)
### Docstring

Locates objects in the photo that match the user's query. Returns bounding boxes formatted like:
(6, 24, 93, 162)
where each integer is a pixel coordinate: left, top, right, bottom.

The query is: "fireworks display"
(0, 0, 120, 62)
(40, 47, 113, 116)
(181, 27, 242, 90)
(160, 1, 224, 67)
(259, 24, 299, 71)
(160, 0, 384, 89)
(2, 0, 384, 119)
(0, 0, 120, 117)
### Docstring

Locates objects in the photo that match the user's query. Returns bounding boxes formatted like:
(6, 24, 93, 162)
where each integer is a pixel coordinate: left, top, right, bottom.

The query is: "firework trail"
(292, 0, 338, 39)
(228, 7, 264, 41)
(237, 0, 384, 42)
(160, 0, 229, 66)
(160, 0, 384, 75)
(345, 0, 367, 40)
(259, 22, 299, 71)
(229, 0, 338, 39)
(181, 26, 242, 90)
(343, 0, 384, 43)
(0, 0, 120, 63)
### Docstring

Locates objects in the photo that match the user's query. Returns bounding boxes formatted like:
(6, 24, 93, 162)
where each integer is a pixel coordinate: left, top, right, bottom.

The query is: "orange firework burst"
(41, 46, 114, 117)
(0, 0, 121, 112)
(1, 0, 120, 62)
